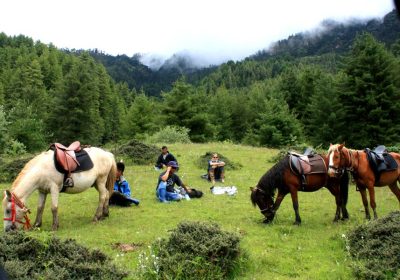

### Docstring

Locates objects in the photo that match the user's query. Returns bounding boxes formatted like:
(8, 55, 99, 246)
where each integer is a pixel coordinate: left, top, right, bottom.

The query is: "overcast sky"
(0, 0, 395, 66)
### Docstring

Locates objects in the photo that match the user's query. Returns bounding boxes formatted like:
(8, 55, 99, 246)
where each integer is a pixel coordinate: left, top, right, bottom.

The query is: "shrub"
(5, 139, 27, 156)
(136, 221, 246, 280)
(146, 126, 191, 144)
(0, 155, 34, 183)
(346, 211, 400, 280)
(0, 231, 128, 280)
(112, 139, 159, 165)
(386, 145, 400, 153)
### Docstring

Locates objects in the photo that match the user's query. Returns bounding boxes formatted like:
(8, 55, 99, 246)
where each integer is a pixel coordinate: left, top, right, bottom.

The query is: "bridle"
(3, 191, 31, 230)
(329, 147, 358, 175)
(254, 187, 274, 215)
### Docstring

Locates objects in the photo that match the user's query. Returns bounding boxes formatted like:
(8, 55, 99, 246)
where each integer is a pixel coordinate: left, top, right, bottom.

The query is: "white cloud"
(0, 0, 395, 64)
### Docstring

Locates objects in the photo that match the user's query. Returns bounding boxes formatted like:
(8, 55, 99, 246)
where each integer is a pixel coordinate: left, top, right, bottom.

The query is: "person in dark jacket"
(155, 146, 177, 170)
(156, 161, 187, 203)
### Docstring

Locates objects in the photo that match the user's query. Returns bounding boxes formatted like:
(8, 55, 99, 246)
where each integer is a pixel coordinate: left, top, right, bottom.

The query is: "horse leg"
(33, 191, 47, 228)
(340, 171, 350, 220)
(93, 179, 108, 222)
(273, 190, 287, 212)
(388, 181, 400, 206)
(102, 189, 110, 218)
(290, 191, 301, 225)
(358, 185, 371, 220)
(326, 186, 341, 222)
(50, 185, 60, 231)
(368, 186, 378, 219)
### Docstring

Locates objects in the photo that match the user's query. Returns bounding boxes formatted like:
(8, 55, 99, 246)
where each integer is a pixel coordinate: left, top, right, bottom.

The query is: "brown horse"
(327, 144, 400, 220)
(250, 154, 349, 225)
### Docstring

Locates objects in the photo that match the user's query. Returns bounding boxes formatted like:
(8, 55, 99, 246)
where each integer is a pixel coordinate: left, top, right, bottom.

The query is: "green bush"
(112, 139, 159, 165)
(0, 155, 34, 183)
(346, 211, 400, 280)
(146, 126, 191, 144)
(386, 146, 400, 153)
(0, 231, 128, 280)
(136, 221, 246, 280)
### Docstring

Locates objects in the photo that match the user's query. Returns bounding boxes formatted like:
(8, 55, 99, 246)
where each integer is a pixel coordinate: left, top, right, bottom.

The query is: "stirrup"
(63, 177, 74, 188)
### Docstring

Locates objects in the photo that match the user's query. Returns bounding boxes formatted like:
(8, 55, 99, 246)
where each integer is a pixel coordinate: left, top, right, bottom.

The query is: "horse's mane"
(11, 152, 47, 190)
(256, 155, 289, 198)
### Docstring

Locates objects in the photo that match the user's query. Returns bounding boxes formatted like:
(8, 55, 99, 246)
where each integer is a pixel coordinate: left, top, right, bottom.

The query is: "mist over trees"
(0, 10, 399, 154)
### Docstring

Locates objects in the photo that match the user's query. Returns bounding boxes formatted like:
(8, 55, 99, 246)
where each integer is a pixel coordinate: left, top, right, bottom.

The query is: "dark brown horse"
(250, 154, 349, 225)
(327, 144, 400, 220)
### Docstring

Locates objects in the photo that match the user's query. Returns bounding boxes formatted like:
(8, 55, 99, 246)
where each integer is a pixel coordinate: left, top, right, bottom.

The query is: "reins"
(3, 192, 31, 230)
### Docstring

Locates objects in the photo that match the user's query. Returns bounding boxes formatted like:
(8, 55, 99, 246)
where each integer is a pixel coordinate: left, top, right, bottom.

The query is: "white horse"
(2, 147, 116, 231)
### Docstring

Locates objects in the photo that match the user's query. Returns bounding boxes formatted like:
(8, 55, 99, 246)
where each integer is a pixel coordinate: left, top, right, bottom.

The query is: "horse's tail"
(340, 170, 349, 206)
(106, 159, 117, 196)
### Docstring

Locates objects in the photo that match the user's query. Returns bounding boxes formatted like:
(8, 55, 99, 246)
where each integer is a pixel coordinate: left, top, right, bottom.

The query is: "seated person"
(155, 146, 177, 170)
(208, 153, 225, 186)
(156, 161, 188, 203)
(109, 162, 140, 206)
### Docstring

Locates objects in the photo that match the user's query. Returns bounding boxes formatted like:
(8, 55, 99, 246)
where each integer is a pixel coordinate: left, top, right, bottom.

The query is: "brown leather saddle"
(49, 141, 94, 191)
(52, 141, 82, 174)
(289, 150, 327, 188)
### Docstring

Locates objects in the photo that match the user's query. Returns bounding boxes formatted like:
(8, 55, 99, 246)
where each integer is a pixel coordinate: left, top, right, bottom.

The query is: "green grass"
(1, 142, 399, 279)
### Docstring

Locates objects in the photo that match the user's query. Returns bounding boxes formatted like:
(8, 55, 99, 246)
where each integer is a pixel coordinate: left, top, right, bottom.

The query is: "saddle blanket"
(211, 186, 237, 196)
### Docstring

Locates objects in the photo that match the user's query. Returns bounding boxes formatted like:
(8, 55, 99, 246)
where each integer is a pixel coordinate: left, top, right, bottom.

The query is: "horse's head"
(327, 143, 346, 178)
(250, 186, 275, 223)
(3, 190, 31, 231)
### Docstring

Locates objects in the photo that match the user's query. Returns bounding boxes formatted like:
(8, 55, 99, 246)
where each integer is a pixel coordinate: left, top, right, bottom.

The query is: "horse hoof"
(293, 221, 301, 226)
(263, 218, 273, 224)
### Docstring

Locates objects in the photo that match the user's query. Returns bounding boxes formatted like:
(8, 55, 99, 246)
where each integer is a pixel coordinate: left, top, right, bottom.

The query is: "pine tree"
(338, 33, 400, 148)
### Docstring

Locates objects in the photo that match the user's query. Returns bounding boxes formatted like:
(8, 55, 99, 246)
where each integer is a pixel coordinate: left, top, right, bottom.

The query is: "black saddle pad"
(53, 149, 94, 174)
(365, 149, 398, 182)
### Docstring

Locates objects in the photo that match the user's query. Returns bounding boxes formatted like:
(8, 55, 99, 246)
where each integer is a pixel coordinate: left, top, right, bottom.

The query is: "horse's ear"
(5, 190, 11, 201)
(338, 143, 344, 150)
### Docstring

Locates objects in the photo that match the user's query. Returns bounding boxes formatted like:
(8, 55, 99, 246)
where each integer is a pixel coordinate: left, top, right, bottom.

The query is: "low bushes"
(0, 232, 128, 280)
(112, 139, 159, 165)
(346, 211, 400, 280)
(0, 155, 34, 183)
(137, 221, 246, 280)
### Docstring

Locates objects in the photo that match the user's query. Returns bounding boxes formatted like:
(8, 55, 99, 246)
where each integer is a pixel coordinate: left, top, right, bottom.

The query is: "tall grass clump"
(136, 221, 246, 280)
(346, 211, 400, 280)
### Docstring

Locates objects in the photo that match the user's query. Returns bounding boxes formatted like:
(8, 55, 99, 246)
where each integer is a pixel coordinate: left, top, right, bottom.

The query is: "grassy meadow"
(1, 142, 399, 279)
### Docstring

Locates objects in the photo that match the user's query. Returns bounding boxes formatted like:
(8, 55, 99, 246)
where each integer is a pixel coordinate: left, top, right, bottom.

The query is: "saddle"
(50, 141, 94, 192)
(289, 148, 327, 189)
(365, 145, 398, 183)
(52, 141, 82, 174)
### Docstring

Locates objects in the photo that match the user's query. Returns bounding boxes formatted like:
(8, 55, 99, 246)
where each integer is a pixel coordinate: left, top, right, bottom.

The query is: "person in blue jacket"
(110, 161, 140, 206)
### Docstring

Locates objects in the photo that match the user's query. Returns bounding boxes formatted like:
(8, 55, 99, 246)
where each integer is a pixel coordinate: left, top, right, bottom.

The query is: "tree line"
(0, 30, 399, 155)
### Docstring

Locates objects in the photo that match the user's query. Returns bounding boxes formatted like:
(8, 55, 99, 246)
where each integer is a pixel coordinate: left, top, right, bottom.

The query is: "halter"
(3, 191, 31, 230)
(329, 147, 357, 175)
(254, 187, 274, 215)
